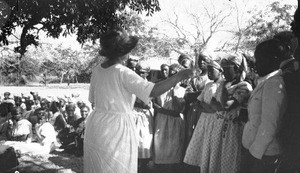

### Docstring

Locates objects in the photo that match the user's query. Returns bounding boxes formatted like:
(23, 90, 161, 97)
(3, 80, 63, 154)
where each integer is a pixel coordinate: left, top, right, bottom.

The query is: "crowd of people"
(0, 91, 91, 157)
(91, 29, 299, 173)
(0, 28, 299, 173)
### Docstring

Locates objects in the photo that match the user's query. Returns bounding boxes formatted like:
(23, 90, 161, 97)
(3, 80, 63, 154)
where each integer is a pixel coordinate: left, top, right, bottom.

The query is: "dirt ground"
(0, 83, 89, 173)
(17, 149, 83, 173)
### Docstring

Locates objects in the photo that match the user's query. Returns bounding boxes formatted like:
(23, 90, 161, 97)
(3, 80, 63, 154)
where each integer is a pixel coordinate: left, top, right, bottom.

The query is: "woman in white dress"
(84, 29, 195, 173)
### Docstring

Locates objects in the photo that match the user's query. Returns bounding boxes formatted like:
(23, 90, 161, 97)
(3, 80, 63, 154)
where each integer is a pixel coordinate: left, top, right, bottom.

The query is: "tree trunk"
(43, 73, 47, 86)
(60, 73, 64, 84)
(75, 75, 78, 83)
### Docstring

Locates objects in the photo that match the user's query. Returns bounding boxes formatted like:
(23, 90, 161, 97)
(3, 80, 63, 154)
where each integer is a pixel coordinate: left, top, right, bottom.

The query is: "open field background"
(0, 83, 90, 106)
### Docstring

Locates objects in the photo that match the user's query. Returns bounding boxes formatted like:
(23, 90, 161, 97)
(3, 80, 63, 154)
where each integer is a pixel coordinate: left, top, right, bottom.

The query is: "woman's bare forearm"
(150, 69, 194, 97)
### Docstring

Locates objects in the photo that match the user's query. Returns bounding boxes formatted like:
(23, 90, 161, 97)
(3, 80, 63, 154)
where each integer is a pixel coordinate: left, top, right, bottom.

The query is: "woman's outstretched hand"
(178, 68, 196, 80)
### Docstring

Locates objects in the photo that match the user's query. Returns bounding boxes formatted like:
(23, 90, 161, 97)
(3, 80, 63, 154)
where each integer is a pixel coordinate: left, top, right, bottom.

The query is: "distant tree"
(0, 46, 37, 85)
(230, 1, 296, 52)
(161, 1, 233, 57)
(0, 0, 159, 85)
(291, 0, 300, 60)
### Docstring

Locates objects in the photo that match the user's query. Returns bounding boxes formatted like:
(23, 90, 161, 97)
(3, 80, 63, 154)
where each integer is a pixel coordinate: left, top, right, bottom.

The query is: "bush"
(0, 74, 27, 85)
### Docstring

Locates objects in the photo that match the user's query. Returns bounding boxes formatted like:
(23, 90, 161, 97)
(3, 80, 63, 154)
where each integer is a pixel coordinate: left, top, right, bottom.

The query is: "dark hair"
(49, 101, 60, 113)
(160, 64, 169, 70)
(4, 92, 10, 96)
(291, 8, 300, 38)
(178, 54, 191, 63)
(254, 39, 286, 76)
(80, 105, 90, 112)
(36, 109, 48, 121)
(0, 102, 14, 117)
(99, 29, 139, 59)
(11, 107, 23, 116)
(25, 99, 34, 111)
(273, 31, 298, 55)
(66, 104, 76, 112)
(14, 96, 22, 107)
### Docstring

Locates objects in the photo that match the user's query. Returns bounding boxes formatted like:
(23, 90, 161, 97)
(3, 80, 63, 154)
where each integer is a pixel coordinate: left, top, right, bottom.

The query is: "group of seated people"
(0, 91, 91, 157)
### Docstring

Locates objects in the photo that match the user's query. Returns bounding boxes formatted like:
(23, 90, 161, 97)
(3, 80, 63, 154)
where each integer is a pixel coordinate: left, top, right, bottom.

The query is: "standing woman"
(133, 61, 155, 173)
(153, 63, 186, 173)
(184, 59, 224, 173)
(219, 54, 252, 173)
(84, 29, 194, 173)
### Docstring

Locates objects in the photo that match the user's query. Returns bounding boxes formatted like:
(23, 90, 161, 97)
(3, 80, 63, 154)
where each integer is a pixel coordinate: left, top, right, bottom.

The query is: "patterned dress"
(218, 81, 252, 173)
(184, 80, 224, 173)
(184, 80, 252, 173)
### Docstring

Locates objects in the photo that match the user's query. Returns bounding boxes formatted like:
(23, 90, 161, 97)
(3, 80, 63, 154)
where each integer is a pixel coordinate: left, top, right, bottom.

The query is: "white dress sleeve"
(121, 67, 154, 104)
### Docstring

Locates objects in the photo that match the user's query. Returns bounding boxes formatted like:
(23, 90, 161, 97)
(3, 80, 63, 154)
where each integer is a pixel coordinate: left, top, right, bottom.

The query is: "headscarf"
(207, 60, 223, 72)
(221, 53, 248, 71)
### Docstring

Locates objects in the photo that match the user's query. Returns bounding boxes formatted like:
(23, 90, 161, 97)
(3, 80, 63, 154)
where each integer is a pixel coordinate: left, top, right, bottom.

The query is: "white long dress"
(84, 64, 154, 173)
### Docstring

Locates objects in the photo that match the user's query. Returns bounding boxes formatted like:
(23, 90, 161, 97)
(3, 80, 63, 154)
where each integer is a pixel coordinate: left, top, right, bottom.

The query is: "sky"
(41, 0, 298, 51)
(144, 0, 298, 49)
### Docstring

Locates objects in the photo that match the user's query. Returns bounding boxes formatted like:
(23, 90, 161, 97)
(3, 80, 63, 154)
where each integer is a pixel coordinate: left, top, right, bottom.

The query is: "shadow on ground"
(17, 150, 83, 173)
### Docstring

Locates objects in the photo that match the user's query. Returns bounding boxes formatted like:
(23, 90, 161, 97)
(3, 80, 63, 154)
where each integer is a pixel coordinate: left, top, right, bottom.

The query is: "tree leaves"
(0, 0, 160, 56)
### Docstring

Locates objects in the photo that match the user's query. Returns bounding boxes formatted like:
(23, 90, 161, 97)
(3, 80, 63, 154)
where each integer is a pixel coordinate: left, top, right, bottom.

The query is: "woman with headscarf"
(218, 53, 253, 173)
(84, 29, 195, 173)
(183, 58, 225, 173)
(183, 50, 211, 155)
(133, 61, 155, 173)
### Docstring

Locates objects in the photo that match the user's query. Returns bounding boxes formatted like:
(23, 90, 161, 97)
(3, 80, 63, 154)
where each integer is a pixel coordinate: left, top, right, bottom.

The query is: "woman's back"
(89, 64, 153, 113)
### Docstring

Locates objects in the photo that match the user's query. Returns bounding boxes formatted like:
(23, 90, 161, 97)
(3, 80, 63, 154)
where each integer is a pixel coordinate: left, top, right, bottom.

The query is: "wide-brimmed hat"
(99, 29, 139, 58)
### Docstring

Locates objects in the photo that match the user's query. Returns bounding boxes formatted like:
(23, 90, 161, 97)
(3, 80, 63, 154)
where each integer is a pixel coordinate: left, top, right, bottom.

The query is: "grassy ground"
(0, 83, 90, 104)
(0, 83, 89, 173)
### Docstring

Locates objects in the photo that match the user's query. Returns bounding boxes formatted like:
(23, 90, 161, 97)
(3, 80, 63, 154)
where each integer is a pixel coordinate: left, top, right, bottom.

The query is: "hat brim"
(99, 35, 139, 57)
